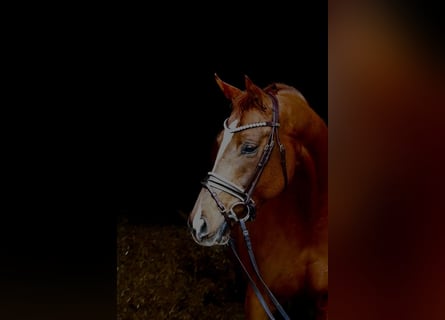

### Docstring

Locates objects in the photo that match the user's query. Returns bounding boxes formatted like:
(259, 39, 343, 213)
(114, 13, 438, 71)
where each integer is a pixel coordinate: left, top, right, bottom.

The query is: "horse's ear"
(215, 73, 243, 101)
(244, 75, 269, 110)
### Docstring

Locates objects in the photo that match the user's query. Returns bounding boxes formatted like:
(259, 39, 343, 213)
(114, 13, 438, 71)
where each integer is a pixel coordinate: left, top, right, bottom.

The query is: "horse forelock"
(230, 93, 271, 122)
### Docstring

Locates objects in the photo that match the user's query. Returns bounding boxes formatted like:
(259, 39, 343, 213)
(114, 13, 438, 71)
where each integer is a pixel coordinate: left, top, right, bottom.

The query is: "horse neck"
(285, 103, 328, 214)
(305, 116, 328, 202)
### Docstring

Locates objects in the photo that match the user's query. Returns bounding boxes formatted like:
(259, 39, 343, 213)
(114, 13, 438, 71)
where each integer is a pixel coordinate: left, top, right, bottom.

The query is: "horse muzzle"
(189, 218, 230, 246)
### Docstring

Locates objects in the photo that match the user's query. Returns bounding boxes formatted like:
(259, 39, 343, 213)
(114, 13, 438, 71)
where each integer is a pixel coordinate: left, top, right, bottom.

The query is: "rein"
(201, 93, 290, 320)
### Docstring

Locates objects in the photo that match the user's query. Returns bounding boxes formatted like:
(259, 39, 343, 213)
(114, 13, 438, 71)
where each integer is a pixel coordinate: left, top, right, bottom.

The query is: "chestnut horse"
(188, 75, 328, 319)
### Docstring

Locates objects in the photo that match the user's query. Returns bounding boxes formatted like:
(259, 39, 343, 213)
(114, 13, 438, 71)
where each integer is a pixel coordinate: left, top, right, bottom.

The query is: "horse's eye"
(241, 144, 258, 154)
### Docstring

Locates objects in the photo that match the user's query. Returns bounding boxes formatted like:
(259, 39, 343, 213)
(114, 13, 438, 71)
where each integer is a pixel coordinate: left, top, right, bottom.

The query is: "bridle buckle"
(227, 201, 256, 222)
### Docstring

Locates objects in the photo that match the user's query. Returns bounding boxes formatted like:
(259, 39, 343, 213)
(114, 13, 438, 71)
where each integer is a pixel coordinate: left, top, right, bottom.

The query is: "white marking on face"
(212, 119, 239, 171)
(192, 201, 204, 230)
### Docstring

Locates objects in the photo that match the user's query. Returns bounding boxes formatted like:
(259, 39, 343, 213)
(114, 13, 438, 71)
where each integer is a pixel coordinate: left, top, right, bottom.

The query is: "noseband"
(200, 93, 291, 319)
(201, 93, 288, 223)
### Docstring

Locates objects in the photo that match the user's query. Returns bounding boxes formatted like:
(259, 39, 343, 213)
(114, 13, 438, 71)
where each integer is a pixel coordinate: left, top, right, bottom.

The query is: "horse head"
(188, 74, 302, 246)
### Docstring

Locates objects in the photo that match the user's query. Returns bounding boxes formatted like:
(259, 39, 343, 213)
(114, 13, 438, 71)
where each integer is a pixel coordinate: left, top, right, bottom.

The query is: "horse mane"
(265, 82, 308, 103)
(264, 82, 290, 94)
(264, 82, 327, 211)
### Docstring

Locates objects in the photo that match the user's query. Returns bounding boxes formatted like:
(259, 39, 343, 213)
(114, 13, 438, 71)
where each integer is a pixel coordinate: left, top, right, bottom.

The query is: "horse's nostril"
(199, 219, 208, 236)
(193, 218, 209, 241)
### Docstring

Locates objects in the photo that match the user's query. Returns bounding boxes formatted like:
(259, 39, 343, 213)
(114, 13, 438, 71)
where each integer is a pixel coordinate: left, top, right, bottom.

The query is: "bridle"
(201, 93, 288, 223)
(201, 93, 291, 320)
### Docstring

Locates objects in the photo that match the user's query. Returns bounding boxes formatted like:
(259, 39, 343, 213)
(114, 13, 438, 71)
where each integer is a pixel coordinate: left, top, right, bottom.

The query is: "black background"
(2, 2, 326, 319)
(110, 3, 328, 224)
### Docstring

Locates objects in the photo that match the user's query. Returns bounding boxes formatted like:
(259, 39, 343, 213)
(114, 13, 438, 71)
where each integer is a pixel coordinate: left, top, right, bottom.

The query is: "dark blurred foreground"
(329, 1, 445, 319)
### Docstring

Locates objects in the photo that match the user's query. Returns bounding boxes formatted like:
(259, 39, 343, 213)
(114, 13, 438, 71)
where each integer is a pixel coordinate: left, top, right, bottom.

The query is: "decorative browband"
(223, 118, 280, 133)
